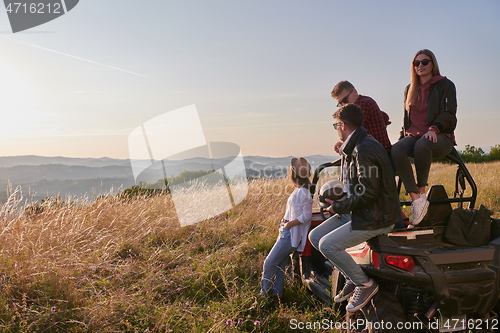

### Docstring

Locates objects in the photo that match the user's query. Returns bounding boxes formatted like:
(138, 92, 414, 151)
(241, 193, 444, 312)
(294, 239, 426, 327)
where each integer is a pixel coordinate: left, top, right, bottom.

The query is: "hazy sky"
(0, 0, 499, 159)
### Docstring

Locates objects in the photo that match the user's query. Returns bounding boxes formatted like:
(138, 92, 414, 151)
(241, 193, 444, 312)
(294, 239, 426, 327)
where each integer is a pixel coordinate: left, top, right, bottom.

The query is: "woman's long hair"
(405, 49, 441, 110)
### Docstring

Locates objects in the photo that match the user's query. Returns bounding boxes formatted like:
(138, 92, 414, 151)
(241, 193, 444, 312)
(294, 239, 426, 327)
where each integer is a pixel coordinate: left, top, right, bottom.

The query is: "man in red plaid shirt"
(331, 81, 392, 154)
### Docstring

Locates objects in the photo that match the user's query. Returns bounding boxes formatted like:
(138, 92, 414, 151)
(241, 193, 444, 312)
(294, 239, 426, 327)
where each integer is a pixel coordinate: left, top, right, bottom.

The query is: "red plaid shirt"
(356, 95, 392, 152)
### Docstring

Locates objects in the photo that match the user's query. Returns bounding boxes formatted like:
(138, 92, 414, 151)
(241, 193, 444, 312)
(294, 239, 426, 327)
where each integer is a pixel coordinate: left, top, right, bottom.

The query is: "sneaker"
(333, 279, 356, 303)
(409, 194, 429, 228)
(346, 279, 379, 312)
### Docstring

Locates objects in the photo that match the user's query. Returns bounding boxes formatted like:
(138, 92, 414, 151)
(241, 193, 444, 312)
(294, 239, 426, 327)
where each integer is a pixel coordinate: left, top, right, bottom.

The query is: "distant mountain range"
(0, 156, 132, 168)
(0, 154, 338, 204)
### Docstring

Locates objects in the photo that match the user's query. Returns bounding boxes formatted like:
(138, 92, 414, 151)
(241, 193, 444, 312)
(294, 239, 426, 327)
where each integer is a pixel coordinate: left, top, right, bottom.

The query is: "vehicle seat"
(417, 185, 453, 228)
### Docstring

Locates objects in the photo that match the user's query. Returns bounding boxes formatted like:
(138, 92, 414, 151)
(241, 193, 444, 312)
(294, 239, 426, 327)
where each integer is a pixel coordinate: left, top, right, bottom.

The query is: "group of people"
(260, 49, 458, 312)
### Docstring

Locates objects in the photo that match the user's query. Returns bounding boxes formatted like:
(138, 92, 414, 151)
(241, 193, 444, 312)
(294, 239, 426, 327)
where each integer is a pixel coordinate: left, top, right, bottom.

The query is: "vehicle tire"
(468, 300, 498, 333)
(345, 291, 407, 333)
(345, 310, 367, 333)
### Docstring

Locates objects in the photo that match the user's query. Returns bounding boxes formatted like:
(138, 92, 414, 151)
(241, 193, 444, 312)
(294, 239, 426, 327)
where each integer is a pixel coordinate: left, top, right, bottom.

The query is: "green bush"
(434, 144, 500, 163)
(460, 145, 488, 163)
(118, 185, 166, 199)
(490, 145, 500, 161)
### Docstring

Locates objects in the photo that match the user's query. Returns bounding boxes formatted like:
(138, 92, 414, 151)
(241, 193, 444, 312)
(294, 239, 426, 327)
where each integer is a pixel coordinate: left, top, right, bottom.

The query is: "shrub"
(490, 145, 500, 161)
(460, 145, 486, 163)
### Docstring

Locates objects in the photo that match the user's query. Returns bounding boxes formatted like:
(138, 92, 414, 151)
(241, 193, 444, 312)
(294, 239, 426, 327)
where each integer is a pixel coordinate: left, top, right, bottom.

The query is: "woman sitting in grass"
(260, 157, 313, 302)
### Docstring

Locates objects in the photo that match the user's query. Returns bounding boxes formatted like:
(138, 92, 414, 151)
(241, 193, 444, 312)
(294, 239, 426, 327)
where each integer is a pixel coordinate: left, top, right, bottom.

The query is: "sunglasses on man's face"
(412, 59, 432, 67)
(336, 89, 353, 107)
(332, 121, 343, 130)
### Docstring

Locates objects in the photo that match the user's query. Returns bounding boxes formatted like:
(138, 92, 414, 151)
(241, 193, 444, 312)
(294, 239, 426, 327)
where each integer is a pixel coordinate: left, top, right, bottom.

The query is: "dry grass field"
(422, 161, 500, 218)
(0, 162, 498, 332)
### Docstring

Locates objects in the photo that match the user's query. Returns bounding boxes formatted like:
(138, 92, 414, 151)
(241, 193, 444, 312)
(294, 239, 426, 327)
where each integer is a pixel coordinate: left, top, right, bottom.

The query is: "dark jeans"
(391, 135, 453, 194)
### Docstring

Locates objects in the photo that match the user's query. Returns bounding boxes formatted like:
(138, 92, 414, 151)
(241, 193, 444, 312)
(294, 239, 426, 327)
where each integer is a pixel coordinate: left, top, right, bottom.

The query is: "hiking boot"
(333, 279, 356, 303)
(346, 279, 379, 312)
(408, 194, 429, 228)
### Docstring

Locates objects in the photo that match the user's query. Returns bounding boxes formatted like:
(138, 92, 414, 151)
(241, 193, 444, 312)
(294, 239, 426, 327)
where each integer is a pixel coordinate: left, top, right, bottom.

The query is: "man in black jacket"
(309, 104, 402, 312)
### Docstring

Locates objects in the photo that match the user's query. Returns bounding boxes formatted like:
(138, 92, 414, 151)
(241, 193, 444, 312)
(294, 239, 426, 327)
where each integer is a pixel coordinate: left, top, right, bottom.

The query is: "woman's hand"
(423, 130, 438, 143)
(282, 219, 300, 230)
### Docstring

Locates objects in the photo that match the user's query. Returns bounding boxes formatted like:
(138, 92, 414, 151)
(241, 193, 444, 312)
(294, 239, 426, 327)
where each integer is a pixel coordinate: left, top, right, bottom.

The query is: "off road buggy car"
(296, 148, 500, 333)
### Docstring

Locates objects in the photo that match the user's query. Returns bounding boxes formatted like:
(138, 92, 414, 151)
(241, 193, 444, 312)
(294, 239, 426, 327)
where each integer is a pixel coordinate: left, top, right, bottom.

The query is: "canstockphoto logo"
(4, 0, 79, 33)
(128, 105, 248, 227)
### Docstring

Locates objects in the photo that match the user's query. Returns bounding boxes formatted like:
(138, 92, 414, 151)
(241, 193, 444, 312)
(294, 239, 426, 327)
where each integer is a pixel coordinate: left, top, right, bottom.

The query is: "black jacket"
(333, 127, 402, 230)
(401, 77, 457, 138)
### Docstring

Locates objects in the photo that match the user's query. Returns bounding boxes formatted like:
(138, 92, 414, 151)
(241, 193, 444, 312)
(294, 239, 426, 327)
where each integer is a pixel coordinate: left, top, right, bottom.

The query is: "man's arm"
(356, 97, 376, 130)
(356, 97, 389, 142)
(380, 110, 391, 126)
(332, 148, 380, 214)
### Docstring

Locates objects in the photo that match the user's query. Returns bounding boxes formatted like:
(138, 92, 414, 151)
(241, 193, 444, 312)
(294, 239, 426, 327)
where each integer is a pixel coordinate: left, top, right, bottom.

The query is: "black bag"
(444, 205, 493, 247)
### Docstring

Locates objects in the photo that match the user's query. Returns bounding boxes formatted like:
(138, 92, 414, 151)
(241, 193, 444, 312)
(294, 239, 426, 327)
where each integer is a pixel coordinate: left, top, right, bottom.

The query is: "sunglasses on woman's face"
(413, 59, 432, 67)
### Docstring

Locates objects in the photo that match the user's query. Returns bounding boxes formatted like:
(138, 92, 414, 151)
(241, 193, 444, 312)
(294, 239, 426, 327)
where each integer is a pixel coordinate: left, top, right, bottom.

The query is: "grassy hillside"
(421, 161, 500, 218)
(0, 162, 498, 332)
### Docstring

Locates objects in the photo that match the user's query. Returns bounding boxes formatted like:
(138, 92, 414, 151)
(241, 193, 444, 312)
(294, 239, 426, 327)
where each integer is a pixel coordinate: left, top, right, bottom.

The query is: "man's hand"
(325, 198, 336, 215)
(334, 140, 343, 154)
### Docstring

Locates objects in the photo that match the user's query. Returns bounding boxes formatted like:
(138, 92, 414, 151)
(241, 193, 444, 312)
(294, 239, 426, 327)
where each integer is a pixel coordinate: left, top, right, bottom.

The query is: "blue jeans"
(309, 214, 394, 285)
(260, 228, 296, 297)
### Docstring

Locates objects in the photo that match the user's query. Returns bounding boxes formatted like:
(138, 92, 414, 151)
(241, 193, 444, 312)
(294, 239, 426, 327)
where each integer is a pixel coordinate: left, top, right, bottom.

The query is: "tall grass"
(408, 161, 500, 218)
(0, 162, 498, 332)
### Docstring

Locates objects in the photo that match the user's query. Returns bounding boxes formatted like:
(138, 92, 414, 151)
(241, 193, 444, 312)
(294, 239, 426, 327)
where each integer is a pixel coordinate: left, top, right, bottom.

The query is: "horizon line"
(0, 145, 495, 161)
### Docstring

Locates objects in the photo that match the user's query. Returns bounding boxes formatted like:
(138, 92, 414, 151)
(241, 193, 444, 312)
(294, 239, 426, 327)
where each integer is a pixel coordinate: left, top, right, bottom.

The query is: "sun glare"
(0, 59, 49, 138)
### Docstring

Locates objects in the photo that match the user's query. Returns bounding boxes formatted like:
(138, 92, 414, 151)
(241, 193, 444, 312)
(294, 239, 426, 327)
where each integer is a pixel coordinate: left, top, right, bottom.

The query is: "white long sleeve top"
(283, 186, 313, 252)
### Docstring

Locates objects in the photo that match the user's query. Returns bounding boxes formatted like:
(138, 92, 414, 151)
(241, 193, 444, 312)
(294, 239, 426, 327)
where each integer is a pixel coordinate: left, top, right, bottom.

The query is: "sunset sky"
(0, 0, 499, 159)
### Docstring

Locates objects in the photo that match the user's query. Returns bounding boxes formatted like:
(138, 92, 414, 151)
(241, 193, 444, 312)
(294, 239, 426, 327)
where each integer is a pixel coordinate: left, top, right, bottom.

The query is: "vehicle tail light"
(385, 255, 416, 271)
(372, 252, 380, 269)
